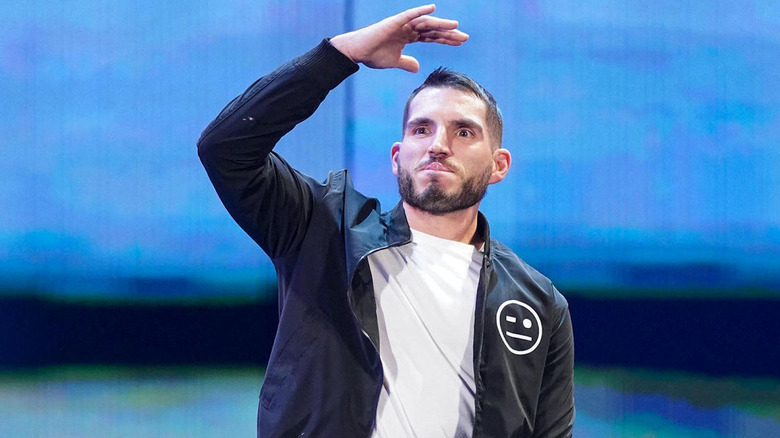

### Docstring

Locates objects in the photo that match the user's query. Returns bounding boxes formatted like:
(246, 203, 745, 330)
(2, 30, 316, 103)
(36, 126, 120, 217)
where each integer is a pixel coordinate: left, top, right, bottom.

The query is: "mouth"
(418, 161, 453, 173)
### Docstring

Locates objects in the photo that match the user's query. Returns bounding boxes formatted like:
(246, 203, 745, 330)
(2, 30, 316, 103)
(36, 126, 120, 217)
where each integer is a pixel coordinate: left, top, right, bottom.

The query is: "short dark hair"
(402, 67, 503, 148)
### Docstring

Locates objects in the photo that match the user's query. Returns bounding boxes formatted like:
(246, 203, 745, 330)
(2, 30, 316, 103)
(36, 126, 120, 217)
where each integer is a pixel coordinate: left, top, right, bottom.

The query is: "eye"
(456, 129, 474, 138)
(413, 126, 429, 135)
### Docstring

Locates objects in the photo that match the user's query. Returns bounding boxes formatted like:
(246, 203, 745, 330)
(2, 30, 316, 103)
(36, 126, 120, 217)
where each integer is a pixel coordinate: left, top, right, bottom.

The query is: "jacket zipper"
(471, 253, 491, 436)
(346, 240, 411, 437)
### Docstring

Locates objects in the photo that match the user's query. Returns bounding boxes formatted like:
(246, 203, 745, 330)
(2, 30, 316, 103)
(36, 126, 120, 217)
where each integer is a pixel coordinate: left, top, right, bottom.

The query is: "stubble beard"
(397, 162, 492, 216)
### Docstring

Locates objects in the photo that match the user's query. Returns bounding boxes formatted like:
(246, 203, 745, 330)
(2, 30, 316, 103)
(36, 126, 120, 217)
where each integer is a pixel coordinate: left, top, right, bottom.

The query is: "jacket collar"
(386, 201, 493, 260)
(347, 200, 494, 278)
(475, 211, 492, 260)
(385, 201, 412, 246)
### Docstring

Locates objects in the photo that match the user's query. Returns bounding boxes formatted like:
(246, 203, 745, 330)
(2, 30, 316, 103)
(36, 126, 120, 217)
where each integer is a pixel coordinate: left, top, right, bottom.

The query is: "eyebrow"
(405, 117, 484, 133)
(405, 117, 433, 131)
(450, 118, 484, 133)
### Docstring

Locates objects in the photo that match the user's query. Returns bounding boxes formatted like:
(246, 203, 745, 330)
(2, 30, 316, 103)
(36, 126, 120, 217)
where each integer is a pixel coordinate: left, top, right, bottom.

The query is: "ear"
(489, 148, 511, 184)
(391, 142, 401, 176)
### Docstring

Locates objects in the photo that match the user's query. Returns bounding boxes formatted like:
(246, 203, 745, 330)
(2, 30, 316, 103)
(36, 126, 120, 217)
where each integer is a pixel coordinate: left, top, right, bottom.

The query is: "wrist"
(329, 34, 358, 63)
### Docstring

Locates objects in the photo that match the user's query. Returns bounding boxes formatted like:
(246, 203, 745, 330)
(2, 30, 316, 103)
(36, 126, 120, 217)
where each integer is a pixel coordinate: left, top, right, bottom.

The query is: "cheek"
(397, 149, 420, 169)
(461, 152, 491, 173)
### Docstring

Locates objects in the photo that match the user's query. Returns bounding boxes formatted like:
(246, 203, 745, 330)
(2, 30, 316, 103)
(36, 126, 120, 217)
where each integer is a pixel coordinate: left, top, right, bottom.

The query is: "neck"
(402, 202, 482, 248)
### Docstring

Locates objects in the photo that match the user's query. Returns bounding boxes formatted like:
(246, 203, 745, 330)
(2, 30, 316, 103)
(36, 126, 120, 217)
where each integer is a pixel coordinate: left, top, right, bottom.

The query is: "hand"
(330, 4, 468, 73)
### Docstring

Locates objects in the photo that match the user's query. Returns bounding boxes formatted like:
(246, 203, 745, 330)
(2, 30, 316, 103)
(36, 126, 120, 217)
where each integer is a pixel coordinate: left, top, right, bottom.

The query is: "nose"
(427, 129, 451, 157)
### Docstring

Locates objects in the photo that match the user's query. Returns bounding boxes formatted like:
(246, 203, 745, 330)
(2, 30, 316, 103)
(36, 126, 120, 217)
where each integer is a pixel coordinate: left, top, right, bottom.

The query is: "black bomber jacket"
(197, 39, 575, 438)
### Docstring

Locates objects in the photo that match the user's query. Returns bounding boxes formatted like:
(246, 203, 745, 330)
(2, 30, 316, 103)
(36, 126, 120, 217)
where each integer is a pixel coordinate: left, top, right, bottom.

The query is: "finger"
(397, 54, 421, 73)
(418, 36, 468, 46)
(397, 4, 436, 23)
(409, 15, 460, 31)
(418, 29, 469, 43)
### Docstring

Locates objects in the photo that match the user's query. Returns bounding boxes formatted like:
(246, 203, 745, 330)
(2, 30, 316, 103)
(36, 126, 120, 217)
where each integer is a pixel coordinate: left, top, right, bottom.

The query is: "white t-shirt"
(368, 228, 483, 438)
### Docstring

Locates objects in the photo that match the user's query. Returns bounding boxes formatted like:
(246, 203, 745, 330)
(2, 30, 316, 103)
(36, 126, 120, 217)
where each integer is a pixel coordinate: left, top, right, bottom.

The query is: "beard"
(397, 160, 492, 216)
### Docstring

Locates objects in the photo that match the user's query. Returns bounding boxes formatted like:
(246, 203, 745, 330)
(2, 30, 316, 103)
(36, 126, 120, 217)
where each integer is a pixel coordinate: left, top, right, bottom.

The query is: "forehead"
(406, 87, 488, 124)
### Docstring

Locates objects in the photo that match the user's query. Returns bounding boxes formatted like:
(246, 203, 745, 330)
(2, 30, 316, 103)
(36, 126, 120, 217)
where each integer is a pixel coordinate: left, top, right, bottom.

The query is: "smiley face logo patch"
(496, 300, 542, 355)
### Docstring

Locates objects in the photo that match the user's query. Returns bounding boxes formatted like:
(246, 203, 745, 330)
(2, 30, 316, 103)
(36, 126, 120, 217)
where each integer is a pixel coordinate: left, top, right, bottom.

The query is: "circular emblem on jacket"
(496, 300, 542, 355)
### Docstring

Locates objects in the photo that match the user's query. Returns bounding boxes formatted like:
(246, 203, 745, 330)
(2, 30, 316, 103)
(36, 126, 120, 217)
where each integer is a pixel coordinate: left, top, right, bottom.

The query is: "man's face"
(392, 87, 506, 215)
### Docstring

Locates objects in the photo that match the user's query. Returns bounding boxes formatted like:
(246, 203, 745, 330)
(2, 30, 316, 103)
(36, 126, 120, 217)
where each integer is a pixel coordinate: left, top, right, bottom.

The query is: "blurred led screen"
(2, 0, 779, 300)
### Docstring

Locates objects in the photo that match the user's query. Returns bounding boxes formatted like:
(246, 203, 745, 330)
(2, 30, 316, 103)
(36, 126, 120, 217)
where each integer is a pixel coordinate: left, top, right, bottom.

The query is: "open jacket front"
(197, 40, 575, 438)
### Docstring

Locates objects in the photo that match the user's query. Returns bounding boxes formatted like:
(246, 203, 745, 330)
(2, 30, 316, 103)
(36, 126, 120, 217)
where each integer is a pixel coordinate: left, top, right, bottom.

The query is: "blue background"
(2, 0, 779, 436)
(3, 0, 779, 300)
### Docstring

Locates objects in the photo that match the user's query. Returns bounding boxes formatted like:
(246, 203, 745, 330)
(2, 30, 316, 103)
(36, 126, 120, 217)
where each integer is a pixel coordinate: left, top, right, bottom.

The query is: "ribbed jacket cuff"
(296, 38, 360, 91)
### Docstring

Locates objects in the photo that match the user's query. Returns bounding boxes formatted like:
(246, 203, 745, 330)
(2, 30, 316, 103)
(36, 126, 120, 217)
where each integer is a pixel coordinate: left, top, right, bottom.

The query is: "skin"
(393, 87, 511, 246)
(330, 4, 469, 73)
(331, 4, 511, 248)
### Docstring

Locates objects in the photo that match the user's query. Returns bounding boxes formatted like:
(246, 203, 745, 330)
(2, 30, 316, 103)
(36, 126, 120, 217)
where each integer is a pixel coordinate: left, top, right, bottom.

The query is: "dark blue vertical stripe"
(343, 0, 355, 172)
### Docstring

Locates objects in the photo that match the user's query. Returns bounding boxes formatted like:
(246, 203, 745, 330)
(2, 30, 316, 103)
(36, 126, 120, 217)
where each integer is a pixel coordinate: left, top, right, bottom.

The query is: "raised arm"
(197, 5, 467, 258)
(196, 41, 357, 259)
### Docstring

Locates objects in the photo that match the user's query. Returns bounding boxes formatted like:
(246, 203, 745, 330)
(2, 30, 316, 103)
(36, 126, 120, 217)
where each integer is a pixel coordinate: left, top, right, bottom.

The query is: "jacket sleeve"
(533, 294, 575, 437)
(197, 40, 359, 259)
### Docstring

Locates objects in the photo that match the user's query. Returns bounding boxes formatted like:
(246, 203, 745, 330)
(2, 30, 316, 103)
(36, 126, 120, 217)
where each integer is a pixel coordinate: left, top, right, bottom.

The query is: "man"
(198, 4, 574, 437)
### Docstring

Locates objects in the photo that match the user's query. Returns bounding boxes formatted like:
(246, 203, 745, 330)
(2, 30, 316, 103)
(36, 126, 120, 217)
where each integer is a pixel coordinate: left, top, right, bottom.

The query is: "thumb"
(397, 55, 420, 73)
